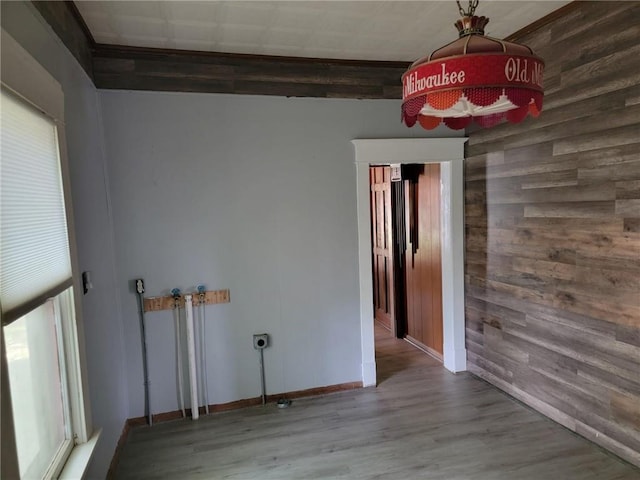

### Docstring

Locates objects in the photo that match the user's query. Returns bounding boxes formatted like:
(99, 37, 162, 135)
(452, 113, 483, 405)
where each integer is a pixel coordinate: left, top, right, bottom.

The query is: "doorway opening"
(370, 164, 444, 365)
(352, 138, 467, 387)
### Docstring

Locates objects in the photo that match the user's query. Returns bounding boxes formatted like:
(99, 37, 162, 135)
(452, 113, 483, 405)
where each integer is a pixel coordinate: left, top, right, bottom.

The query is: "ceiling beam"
(31, 1, 95, 79)
(92, 44, 408, 99)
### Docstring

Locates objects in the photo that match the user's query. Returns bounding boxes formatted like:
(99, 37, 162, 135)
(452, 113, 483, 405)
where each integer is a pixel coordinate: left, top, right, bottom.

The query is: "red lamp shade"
(401, 13, 544, 130)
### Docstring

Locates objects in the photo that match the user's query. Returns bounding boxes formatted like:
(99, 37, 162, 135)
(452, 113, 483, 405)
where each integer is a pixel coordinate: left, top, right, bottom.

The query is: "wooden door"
(404, 164, 443, 358)
(370, 167, 395, 334)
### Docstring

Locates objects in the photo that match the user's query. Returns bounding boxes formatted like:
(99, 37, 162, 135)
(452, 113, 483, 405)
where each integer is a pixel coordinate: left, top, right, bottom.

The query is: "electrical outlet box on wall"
(253, 334, 269, 350)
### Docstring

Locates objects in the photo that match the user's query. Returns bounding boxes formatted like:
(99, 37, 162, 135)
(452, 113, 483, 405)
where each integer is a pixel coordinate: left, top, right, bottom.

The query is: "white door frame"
(352, 138, 467, 386)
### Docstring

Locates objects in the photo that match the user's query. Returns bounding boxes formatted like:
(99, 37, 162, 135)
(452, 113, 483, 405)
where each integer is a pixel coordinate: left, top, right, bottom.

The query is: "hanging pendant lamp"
(401, 0, 544, 130)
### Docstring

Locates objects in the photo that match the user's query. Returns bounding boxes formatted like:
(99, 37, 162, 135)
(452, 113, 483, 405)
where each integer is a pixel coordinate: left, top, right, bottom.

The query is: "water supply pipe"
(197, 285, 210, 415)
(184, 294, 199, 420)
(172, 288, 186, 418)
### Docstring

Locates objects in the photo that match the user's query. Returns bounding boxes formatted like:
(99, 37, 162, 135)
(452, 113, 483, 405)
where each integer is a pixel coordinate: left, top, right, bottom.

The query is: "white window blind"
(1, 88, 72, 324)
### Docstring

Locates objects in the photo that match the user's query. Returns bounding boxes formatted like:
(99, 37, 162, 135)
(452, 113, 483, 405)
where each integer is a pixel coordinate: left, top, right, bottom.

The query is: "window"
(1, 30, 94, 479)
(4, 291, 74, 478)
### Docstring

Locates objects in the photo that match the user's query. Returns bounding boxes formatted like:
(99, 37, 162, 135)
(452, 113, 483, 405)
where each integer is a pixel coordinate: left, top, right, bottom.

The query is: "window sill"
(59, 428, 102, 480)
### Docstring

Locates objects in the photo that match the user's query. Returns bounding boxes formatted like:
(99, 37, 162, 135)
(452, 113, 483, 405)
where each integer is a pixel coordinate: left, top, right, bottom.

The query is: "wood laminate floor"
(115, 324, 640, 479)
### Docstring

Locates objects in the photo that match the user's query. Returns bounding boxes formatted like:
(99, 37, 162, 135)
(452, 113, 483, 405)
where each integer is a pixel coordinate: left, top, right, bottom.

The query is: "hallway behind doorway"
(370, 164, 444, 360)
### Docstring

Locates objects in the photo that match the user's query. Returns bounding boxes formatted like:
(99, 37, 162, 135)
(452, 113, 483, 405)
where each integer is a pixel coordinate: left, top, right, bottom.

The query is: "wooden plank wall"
(465, 1, 640, 467)
(92, 44, 406, 99)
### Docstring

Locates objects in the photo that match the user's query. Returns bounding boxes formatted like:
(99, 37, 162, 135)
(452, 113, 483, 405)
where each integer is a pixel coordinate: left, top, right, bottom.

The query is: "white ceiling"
(75, 1, 569, 62)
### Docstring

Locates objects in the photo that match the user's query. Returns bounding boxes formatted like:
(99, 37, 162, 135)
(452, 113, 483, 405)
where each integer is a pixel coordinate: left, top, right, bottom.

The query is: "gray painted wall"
(2, 1, 464, 475)
(100, 90, 461, 416)
(1, 3, 128, 478)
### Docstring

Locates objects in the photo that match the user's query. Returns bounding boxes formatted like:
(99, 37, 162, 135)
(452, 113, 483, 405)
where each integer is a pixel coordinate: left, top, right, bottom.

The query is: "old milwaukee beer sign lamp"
(401, 0, 545, 130)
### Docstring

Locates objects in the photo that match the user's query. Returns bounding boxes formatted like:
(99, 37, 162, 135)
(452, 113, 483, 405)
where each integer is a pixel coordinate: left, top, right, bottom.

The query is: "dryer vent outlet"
(253, 334, 269, 350)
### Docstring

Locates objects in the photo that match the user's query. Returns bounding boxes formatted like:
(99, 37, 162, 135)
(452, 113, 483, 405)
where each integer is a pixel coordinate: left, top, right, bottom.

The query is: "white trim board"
(352, 138, 467, 386)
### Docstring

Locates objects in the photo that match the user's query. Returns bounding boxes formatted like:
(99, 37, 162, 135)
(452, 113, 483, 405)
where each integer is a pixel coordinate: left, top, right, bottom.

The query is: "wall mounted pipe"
(135, 279, 152, 425)
(184, 294, 199, 420)
(171, 288, 186, 418)
(197, 285, 210, 415)
(259, 348, 266, 405)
